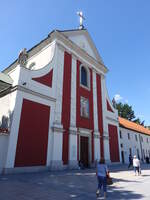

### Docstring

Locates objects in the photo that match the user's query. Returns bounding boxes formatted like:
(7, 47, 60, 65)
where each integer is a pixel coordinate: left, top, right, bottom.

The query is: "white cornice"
(3, 30, 108, 75)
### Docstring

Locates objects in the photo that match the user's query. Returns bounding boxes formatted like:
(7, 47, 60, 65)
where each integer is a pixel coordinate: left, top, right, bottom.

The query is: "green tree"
(133, 118, 145, 126)
(115, 102, 135, 121)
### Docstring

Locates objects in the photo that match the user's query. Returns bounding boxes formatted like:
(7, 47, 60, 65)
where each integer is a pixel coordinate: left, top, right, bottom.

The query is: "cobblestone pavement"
(0, 164, 150, 200)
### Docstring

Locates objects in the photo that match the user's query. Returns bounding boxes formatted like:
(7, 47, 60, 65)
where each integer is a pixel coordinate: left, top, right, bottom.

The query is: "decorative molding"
(52, 123, 64, 133)
(106, 116, 119, 123)
(94, 134, 100, 139)
(69, 126, 78, 135)
(17, 85, 56, 102)
(78, 128, 92, 135)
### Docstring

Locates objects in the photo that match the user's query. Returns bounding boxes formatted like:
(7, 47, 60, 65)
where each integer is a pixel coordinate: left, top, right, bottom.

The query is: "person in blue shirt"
(96, 158, 109, 199)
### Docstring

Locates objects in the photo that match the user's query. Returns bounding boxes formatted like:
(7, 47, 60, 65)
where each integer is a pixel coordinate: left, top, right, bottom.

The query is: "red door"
(80, 136, 89, 167)
(108, 124, 120, 162)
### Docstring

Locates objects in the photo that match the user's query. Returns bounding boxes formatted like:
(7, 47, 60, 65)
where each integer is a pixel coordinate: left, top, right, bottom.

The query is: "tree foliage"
(112, 99, 148, 127)
(115, 102, 135, 121)
(132, 118, 145, 126)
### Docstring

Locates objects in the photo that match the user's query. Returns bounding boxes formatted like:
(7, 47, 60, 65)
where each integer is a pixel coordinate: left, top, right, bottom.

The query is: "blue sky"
(0, 1, 150, 125)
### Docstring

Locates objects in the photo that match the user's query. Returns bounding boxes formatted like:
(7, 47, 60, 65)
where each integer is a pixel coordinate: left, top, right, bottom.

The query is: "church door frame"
(78, 128, 92, 167)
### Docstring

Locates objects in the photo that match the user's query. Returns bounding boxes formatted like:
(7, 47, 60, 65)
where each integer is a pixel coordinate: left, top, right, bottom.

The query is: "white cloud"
(114, 94, 123, 102)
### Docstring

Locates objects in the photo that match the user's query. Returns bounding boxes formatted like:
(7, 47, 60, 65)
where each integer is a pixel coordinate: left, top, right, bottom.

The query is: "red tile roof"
(119, 117, 150, 136)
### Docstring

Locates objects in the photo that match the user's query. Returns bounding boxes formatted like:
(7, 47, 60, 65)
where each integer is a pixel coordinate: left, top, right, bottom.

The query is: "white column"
(69, 55, 78, 168)
(53, 44, 64, 124)
(51, 44, 65, 169)
(101, 75, 110, 162)
(93, 70, 100, 161)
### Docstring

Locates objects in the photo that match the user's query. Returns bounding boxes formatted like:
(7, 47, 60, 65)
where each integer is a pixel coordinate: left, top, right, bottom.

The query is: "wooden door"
(80, 136, 89, 167)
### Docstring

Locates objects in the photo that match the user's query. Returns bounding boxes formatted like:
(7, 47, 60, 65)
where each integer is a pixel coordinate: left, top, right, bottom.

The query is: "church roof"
(119, 117, 150, 136)
(2, 29, 107, 74)
(0, 72, 13, 93)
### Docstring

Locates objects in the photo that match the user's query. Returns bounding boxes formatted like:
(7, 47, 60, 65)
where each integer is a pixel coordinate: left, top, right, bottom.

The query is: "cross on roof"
(77, 11, 85, 29)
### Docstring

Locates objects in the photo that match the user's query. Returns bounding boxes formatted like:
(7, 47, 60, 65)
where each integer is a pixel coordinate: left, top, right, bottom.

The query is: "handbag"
(106, 172, 113, 185)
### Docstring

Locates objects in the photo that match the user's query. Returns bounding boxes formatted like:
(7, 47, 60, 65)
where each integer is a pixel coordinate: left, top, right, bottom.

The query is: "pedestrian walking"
(96, 158, 109, 199)
(128, 154, 133, 169)
(133, 155, 140, 175)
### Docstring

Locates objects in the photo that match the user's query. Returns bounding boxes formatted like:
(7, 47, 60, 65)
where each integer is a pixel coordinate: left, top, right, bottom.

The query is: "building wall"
(119, 127, 150, 163)
(1, 32, 121, 173)
(0, 133, 9, 173)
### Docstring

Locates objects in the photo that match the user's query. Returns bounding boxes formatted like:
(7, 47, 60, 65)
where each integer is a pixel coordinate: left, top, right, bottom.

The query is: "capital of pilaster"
(69, 126, 78, 135)
(52, 122, 64, 133)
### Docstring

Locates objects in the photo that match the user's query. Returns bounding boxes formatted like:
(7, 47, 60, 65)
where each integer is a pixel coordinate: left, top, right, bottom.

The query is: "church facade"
(0, 29, 120, 173)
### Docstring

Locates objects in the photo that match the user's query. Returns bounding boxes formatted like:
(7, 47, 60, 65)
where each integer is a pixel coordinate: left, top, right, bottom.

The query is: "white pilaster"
(51, 44, 65, 168)
(53, 44, 65, 124)
(5, 91, 23, 168)
(69, 55, 78, 168)
(101, 75, 110, 162)
(93, 70, 100, 161)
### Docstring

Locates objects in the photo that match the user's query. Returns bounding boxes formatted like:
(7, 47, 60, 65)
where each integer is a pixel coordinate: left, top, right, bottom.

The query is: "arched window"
(81, 66, 88, 87)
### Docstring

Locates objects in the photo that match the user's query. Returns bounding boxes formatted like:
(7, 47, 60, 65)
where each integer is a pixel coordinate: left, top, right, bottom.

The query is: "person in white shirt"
(133, 155, 140, 175)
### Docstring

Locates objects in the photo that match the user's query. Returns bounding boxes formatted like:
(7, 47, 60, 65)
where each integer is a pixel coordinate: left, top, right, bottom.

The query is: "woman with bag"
(96, 158, 109, 199)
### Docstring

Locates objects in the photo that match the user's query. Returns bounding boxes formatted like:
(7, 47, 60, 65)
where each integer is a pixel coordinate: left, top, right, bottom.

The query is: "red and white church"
(0, 27, 120, 173)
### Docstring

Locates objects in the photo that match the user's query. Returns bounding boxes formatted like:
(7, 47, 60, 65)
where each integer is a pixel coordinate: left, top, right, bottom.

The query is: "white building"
(119, 117, 150, 163)
(0, 28, 120, 174)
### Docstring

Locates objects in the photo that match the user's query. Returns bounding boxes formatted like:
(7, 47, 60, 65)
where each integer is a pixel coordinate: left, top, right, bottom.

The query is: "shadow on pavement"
(106, 184, 144, 200)
(0, 168, 148, 200)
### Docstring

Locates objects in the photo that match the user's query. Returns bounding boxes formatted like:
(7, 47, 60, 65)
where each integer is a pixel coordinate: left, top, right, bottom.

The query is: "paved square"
(0, 165, 150, 200)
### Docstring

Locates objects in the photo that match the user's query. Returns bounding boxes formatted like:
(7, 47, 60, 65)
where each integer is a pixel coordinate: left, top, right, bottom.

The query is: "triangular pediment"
(59, 29, 103, 64)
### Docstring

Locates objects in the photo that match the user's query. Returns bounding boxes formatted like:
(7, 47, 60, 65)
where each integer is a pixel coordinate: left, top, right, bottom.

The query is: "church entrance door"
(80, 136, 89, 167)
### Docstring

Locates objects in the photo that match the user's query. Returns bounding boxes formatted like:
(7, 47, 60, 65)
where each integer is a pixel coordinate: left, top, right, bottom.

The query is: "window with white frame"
(80, 97, 89, 118)
(137, 149, 140, 159)
(135, 134, 138, 141)
(120, 130, 122, 139)
(128, 133, 130, 140)
(80, 65, 90, 89)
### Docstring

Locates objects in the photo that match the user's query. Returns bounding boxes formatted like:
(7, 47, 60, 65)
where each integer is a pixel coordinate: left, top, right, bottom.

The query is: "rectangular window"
(143, 149, 145, 159)
(147, 138, 149, 143)
(120, 131, 122, 139)
(135, 135, 138, 141)
(80, 97, 89, 118)
(121, 143, 123, 148)
(137, 149, 140, 159)
(129, 148, 132, 156)
(128, 133, 130, 140)
(141, 136, 143, 142)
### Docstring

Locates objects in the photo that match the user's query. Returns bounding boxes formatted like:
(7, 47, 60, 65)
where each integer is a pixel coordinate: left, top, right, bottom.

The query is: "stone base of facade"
(3, 166, 49, 174)
(50, 160, 65, 170)
(68, 160, 79, 169)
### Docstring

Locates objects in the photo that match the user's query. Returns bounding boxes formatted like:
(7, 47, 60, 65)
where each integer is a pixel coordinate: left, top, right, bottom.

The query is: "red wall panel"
(32, 69, 53, 87)
(15, 99, 50, 167)
(108, 124, 120, 162)
(76, 60, 94, 130)
(96, 74, 104, 158)
(61, 51, 72, 164)
(107, 100, 114, 113)
(76, 60, 94, 162)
